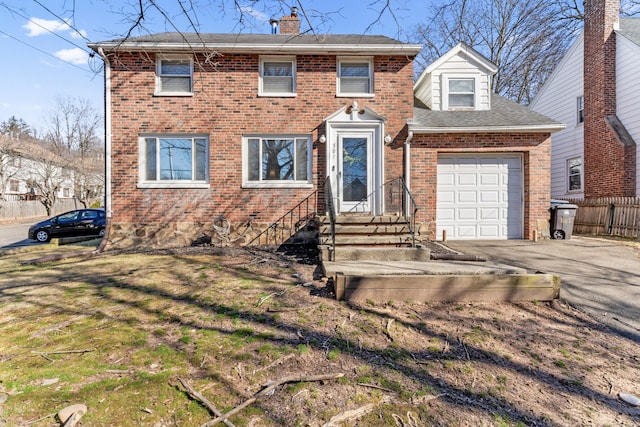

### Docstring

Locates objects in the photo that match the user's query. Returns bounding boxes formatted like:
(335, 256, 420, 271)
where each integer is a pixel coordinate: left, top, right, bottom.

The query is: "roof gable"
(414, 42, 498, 112)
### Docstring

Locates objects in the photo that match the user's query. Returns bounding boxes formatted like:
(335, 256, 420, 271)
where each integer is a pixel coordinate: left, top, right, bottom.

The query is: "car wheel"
(35, 229, 51, 242)
(552, 229, 565, 240)
(99, 228, 106, 237)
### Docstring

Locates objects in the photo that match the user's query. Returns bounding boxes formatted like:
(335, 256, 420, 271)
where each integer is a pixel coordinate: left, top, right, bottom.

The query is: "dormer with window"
(414, 42, 498, 112)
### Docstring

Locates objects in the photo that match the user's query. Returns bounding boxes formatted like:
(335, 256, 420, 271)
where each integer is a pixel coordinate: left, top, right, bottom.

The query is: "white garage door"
(437, 154, 523, 240)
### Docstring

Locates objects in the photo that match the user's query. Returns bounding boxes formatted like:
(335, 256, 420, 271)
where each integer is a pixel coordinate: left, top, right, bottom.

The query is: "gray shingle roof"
(618, 18, 640, 47)
(88, 32, 422, 54)
(410, 95, 564, 133)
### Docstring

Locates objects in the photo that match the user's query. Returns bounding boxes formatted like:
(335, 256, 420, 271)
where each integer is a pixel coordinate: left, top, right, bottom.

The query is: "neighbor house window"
(9, 179, 19, 193)
(337, 58, 373, 96)
(259, 56, 296, 96)
(9, 156, 21, 167)
(577, 96, 584, 124)
(448, 78, 475, 108)
(568, 157, 582, 192)
(140, 135, 208, 188)
(63, 188, 70, 198)
(156, 56, 193, 95)
(243, 136, 312, 187)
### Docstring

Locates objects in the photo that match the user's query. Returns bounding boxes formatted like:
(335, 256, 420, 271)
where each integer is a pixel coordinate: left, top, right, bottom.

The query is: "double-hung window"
(260, 56, 296, 96)
(567, 157, 582, 192)
(337, 58, 373, 96)
(156, 55, 193, 95)
(448, 78, 475, 108)
(140, 135, 209, 188)
(577, 96, 584, 124)
(243, 136, 312, 187)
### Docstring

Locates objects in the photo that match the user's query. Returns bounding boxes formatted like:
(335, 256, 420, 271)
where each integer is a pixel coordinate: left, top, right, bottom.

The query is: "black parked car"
(28, 208, 106, 242)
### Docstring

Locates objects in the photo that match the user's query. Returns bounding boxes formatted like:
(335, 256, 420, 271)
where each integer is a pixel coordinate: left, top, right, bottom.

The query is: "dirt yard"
(0, 244, 638, 426)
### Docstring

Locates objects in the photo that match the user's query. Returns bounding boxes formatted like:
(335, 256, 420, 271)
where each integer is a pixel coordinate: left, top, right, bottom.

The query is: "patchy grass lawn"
(0, 244, 638, 426)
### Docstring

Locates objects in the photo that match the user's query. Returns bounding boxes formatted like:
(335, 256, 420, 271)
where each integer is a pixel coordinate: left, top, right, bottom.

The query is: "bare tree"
(42, 96, 104, 208)
(413, 0, 585, 104)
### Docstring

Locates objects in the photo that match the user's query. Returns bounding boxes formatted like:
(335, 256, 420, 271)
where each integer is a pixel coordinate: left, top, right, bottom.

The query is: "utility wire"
(0, 1, 92, 54)
(0, 28, 93, 74)
(31, 0, 92, 42)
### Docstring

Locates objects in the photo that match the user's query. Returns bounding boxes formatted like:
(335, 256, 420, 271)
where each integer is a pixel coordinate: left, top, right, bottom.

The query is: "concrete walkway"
(443, 236, 640, 342)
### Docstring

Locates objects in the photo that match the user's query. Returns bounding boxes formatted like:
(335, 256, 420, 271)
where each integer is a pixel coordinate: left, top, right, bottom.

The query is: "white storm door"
(338, 133, 373, 213)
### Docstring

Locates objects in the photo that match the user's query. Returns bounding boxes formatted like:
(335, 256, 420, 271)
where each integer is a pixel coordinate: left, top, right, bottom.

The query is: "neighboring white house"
(0, 135, 75, 202)
(530, 0, 640, 199)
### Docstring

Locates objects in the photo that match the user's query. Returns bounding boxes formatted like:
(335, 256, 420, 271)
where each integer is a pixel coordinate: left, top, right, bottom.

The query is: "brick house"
(89, 11, 562, 249)
(530, 0, 639, 200)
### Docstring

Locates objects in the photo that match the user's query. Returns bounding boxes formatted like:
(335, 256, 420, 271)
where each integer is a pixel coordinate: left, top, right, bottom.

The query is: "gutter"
(407, 124, 566, 134)
(94, 47, 111, 253)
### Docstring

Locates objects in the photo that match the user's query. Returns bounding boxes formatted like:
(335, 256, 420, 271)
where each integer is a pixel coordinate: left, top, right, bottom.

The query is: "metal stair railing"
(245, 190, 318, 246)
(324, 176, 336, 256)
(346, 176, 419, 246)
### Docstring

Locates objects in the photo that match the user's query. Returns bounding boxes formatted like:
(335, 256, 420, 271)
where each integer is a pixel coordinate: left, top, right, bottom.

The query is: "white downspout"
(97, 48, 112, 221)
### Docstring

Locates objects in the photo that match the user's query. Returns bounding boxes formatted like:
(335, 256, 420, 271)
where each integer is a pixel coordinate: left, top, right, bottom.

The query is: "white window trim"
(442, 75, 479, 111)
(259, 56, 297, 97)
(155, 55, 194, 96)
(336, 57, 375, 98)
(138, 134, 210, 189)
(577, 95, 584, 125)
(567, 156, 583, 193)
(242, 135, 313, 189)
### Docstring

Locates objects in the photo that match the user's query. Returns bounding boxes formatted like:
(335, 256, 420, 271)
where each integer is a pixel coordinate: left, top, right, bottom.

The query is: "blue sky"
(0, 0, 427, 132)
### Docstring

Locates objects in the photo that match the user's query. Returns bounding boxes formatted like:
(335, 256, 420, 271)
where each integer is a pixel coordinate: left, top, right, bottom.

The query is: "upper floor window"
(577, 96, 584, 124)
(156, 56, 193, 95)
(567, 157, 582, 192)
(260, 57, 296, 96)
(139, 135, 209, 188)
(8, 156, 21, 167)
(448, 78, 475, 108)
(243, 135, 312, 188)
(337, 58, 373, 96)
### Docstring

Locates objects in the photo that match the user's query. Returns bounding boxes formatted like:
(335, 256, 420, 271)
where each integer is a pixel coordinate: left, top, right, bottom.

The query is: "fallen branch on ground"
(176, 378, 235, 427)
(31, 349, 95, 361)
(200, 373, 344, 427)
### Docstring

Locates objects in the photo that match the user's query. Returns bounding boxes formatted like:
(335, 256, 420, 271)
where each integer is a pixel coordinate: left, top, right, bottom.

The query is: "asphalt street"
(444, 236, 640, 342)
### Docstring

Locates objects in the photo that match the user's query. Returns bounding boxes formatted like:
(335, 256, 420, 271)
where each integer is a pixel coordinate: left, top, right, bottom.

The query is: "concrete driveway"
(443, 236, 640, 342)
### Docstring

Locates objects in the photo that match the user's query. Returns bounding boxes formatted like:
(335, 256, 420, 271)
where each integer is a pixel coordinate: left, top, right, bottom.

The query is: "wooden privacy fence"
(567, 197, 640, 239)
(0, 199, 77, 221)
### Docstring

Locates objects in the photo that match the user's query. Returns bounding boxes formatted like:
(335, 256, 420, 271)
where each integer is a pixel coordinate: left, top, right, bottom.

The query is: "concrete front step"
(320, 246, 430, 262)
(319, 235, 414, 246)
(318, 215, 408, 225)
(320, 224, 412, 234)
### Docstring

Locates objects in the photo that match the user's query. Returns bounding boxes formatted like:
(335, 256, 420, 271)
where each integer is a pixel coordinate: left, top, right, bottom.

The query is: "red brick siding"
(583, 0, 636, 197)
(410, 132, 551, 239)
(107, 52, 413, 238)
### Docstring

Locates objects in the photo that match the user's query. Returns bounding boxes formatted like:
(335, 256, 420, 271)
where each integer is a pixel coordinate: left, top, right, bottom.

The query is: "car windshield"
(57, 211, 79, 222)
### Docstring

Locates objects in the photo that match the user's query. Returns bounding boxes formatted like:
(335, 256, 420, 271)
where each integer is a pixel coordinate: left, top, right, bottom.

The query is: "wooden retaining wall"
(567, 197, 640, 239)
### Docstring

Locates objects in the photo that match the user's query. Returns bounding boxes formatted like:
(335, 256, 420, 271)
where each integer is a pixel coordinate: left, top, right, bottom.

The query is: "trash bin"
(550, 201, 578, 239)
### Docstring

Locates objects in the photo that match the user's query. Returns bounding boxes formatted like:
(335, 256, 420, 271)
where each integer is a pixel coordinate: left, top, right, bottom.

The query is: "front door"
(338, 132, 372, 212)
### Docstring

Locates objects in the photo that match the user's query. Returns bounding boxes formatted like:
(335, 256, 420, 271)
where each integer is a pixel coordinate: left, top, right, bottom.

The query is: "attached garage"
(436, 154, 523, 239)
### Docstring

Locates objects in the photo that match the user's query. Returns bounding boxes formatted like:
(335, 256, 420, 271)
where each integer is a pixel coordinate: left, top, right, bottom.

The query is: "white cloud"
(70, 29, 88, 39)
(239, 6, 269, 23)
(23, 17, 72, 37)
(55, 48, 87, 65)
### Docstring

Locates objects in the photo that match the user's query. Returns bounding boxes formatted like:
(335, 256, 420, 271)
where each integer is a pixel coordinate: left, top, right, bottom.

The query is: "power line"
(0, 29, 94, 75)
(0, 1, 92, 54)
(31, 0, 92, 43)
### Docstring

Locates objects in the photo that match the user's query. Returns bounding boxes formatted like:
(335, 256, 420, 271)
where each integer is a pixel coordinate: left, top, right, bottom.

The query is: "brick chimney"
(583, 0, 636, 197)
(279, 7, 300, 34)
